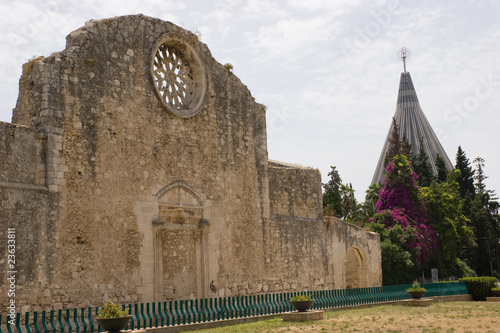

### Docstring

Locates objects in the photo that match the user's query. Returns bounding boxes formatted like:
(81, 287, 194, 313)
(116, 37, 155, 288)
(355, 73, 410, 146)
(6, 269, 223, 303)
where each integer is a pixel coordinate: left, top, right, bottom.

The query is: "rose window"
(150, 33, 207, 118)
(153, 46, 194, 110)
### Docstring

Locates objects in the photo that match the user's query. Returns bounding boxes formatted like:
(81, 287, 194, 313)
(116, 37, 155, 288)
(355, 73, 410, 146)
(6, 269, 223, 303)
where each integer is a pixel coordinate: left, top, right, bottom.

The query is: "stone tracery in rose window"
(153, 45, 195, 110)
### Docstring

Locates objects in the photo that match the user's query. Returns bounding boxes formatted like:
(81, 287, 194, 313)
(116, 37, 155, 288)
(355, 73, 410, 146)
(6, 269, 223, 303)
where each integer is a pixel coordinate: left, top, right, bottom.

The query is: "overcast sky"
(1, 0, 499, 201)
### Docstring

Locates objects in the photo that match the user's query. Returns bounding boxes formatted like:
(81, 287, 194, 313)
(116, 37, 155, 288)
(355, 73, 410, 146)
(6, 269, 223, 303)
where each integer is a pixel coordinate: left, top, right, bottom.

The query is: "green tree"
(413, 139, 434, 187)
(467, 157, 500, 276)
(384, 118, 410, 167)
(340, 183, 357, 220)
(402, 134, 412, 158)
(435, 154, 448, 183)
(349, 183, 381, 227)
(351, 201, 376, 227)
(323, 166, 342, 217)
(366, 221, 420, 285)
(366, 183, 382, 203)
(421, 170, 475, 277)
(455, 146, 475, 199)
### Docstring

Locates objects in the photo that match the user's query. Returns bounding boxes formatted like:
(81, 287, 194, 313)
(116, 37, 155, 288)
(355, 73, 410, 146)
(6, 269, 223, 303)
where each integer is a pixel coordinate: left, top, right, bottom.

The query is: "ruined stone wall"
(326, 217, 382, 288)
(0, 14, 381, 312)
(267, 160, 322, 220)
(5, 15, 269, 309)
(0, 123, 59, 312)
(265, 162, 331, 290)
(0, 122, 46, 185)
(265, 164, 382, 291)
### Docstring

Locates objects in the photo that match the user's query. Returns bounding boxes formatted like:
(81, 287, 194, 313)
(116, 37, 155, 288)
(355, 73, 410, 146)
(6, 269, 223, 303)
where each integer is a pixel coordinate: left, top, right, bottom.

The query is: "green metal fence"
(0, 282, 468, 333)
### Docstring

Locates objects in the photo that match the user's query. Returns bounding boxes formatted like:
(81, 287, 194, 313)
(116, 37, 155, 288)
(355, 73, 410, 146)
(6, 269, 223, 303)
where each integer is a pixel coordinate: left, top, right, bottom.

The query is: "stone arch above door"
(156, 181, 204, 224)
(344, 246, 368, 289)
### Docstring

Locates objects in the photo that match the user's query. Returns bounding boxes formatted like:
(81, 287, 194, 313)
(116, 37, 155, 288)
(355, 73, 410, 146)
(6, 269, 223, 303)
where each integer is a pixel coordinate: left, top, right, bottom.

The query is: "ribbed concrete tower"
(372, 48, 453, 184)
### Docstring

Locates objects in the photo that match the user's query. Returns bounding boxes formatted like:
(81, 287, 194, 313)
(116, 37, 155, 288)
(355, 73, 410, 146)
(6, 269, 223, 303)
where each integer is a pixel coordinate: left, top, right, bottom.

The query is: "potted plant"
(290, 294, 314, 312)
(96, 301, 132, 332)
(406, 281, 427, 299)
(492, 282, 500, 297)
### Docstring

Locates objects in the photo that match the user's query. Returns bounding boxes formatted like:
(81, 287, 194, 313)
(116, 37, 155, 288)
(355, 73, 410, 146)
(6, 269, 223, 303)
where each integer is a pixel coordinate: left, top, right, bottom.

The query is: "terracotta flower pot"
(290, 300, 315, 312)
(96, 315, 132, 332)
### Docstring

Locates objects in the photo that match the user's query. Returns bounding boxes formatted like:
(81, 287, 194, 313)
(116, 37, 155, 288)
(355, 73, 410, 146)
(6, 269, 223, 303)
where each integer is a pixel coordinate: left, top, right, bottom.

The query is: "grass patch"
(185, 302, 500, 332)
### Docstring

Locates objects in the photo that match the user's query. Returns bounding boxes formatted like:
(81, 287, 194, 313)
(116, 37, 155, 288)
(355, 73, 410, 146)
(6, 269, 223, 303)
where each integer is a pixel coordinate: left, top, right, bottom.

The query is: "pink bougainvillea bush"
(371, 154, 437, 265)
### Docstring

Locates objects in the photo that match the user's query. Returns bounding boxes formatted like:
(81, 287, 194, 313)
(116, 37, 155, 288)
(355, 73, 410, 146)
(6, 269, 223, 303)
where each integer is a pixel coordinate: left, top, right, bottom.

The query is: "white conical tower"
(372, 48, 453, 184)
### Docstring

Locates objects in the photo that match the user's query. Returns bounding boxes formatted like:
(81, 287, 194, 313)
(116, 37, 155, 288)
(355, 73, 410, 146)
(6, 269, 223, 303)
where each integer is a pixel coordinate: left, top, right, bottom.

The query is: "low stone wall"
(268, 160, 322, 220)
(266, 162, 382, 290)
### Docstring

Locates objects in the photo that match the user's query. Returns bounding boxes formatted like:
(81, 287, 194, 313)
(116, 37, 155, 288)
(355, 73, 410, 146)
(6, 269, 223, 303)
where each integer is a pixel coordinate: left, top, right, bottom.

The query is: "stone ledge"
(400, 298, 433, 307)
(0, 181, 48, 191)
(431, 294, 472, 303)
(282, 310, 324, 322)
(138, 314, 281, 333)
(486, 297, 500, 302)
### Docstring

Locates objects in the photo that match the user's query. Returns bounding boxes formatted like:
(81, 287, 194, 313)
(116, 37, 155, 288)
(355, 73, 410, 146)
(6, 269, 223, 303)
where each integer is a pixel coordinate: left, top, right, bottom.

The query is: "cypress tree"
(384, 118, 410, 166)
(413, 138, 433, 187)
(435, 154, 448, 183)
(323, 166, 343, 217)
(455, 146, 475, 199)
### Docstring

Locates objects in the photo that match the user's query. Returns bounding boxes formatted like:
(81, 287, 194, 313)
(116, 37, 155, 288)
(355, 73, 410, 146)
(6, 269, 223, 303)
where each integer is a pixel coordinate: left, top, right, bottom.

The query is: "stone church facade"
(0, 15, 381, 312)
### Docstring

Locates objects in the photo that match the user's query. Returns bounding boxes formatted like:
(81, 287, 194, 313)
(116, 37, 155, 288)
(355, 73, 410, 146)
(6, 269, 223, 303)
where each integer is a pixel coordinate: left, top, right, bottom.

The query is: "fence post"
(33, 311, 40, 333)
(80, 308, 86, 333)
(175, 300, 181, 326)
(57, 310, 64, 333)
(6, 313, 12, 333)
(73, 309, 79, 333)
(189, 299, 195, 324)
(164, 301, 171, 327)
(200, 299, 207, 323)
(220, 298, 226, 320)
(245, 295, 249, 317)
(24, 312, 31, 333)
(128, 304, 135, 330)
(151, 302, 157, 328)
(65, 309, 72, 333)
(193, 299, 200, 324)
(157, 302, 164, 327)
(168, 300, 175, 327)
(49, 310, 56, 333)
(41, 311, 48, 333)
(236, 296, 244, 318)
(277, 293, 283, 313)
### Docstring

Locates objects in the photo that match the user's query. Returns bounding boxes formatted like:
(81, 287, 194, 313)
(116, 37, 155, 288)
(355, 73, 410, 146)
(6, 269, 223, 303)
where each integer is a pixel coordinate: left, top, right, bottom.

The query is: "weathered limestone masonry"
(0, 14, 381, 312)
(266, 161, 381, 290)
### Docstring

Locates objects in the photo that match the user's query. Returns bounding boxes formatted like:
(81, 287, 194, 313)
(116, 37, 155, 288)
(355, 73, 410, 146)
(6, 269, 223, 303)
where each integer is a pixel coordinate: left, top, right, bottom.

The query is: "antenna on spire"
(397, 47, 411, 73)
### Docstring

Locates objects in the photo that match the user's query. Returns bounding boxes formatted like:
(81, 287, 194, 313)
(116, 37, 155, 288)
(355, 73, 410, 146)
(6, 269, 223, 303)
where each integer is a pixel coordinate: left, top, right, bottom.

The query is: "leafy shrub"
(290, 294, 312, 302)
(460, 277, 497, 300)
(406, 281, 426, 292)
(97, 301, 129, 318)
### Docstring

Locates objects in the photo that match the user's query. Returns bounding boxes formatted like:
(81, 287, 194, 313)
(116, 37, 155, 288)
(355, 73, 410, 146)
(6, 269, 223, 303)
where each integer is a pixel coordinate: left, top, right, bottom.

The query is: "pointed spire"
(371, 51, 454, 185)
(397, 47, 411, 73)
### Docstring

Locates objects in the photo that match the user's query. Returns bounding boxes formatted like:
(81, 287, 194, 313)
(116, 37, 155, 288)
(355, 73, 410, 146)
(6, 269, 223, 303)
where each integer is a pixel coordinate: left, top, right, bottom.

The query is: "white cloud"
(246, 16, 343, 66)
(286, 0, 363, 16)
(241, 0, 288, 20)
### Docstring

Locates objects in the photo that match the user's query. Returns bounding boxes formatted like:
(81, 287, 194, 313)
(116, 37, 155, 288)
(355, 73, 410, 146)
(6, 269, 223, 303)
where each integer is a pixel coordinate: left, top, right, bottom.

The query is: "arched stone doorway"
(344, 247, 368, 288)
(153, 181, 209, 300)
